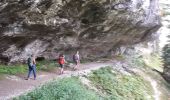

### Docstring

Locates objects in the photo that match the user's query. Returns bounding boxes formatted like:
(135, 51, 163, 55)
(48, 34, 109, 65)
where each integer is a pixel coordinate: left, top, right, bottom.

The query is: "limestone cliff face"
(0, 0, 161, 63)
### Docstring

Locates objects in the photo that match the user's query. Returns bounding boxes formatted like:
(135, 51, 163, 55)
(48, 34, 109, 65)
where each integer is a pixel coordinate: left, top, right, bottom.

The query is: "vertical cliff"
(0, 0, 161, 63)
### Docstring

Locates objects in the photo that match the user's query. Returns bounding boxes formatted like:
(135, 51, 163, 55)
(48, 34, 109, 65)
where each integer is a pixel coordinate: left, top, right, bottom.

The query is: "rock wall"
(0, 0, 161, 63)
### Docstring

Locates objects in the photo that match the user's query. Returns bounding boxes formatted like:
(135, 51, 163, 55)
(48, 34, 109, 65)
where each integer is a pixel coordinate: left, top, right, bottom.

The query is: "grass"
(128, 53, 163, 72)
(0, 60, 58, 75)
(14, 67, 155, 100)
(114, 54, 125, 61)
(88, 67, 154, 100)
(36, 60, 58, 71)
(130, 55, 146, 68)
(14, 77, 100, 100)
(146, 69, 170, 100)
(0, 64, 27, 75)
(143, 54, 163, 72)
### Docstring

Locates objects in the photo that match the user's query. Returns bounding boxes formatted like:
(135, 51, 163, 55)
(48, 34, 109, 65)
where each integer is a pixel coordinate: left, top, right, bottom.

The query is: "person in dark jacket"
(26, 54, 36, 80)
(73, 51, 80, 70)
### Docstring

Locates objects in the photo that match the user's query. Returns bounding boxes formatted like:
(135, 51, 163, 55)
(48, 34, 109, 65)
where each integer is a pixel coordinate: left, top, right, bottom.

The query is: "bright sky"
(158, 0, 170, 48)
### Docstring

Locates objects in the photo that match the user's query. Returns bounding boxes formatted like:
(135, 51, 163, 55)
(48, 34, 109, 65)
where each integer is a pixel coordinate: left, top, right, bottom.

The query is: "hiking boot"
(25, 78, 29, 80)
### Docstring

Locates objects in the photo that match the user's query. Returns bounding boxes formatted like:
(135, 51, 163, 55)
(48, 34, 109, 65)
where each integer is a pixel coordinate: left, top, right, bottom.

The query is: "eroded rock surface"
(0, 0, 161, 63)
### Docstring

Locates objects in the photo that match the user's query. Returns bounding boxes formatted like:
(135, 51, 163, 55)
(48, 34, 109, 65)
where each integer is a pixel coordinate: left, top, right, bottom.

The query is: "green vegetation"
(128, 53, 163, 72)
(114, 54, 125, 61)
(14, 67, 155, 100)
(146, 68, 170, 100)
(89, 67, 154, 100)
(162, 36, 170, 82)
(14, 77, 100, 100)
(0, 64, 27, 75)
(36, 60, 58, 71)
(143, 54, 163, 72)
(0, 60, 57, 75)
(162, 43, 170, 67)
(130, 55, 146, 68)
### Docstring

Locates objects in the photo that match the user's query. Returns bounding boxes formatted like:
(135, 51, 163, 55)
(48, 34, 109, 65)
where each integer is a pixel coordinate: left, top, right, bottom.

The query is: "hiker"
(26, 54, 36, 80)
(58, 54, 65, 74)
(73, 51, 80, 70)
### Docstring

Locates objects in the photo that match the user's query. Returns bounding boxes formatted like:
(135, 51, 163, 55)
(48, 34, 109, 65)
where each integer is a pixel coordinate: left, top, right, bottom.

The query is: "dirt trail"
(0, 61, 165, 100)
(0, 62, 113, 100)
(132, 69, 161, 100)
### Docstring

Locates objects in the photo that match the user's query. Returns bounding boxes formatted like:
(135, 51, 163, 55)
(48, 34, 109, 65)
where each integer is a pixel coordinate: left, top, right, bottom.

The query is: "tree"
(162, 35, 170, 66)
(162, 35, 170, 82)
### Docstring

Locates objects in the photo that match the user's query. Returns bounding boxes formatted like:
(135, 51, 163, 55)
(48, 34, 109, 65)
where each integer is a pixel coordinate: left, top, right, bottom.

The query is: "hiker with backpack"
(26, 54, 36, 80)
(58, 53, 65, 74)
(73, 51, 80, 70)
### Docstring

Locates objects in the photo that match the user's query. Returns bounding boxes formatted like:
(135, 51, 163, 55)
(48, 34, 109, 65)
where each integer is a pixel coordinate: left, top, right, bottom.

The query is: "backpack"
(58, 57, 64, 64)
(27, 57, 32, 66)
(73, 54, 79, 61)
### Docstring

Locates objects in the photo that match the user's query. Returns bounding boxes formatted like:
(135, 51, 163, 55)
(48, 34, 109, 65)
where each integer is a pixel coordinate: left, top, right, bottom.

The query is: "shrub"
(88, 67, 154, 100)
(144, 53, 163, 72)
(0, 60, 57, 75)
(14, 77, 100, 100)
(130, 55, 145, 68)
(0, 64, 27, 75)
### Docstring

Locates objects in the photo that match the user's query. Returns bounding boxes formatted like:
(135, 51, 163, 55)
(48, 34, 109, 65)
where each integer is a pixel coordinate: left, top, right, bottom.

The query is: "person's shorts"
(59, 64, 64, 68)
(74, 60, 79, 65)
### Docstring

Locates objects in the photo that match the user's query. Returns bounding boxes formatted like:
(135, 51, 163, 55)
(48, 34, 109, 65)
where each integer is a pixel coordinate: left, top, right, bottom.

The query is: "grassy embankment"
(15, 67, 154, 100)
(0, 60, 57, 75)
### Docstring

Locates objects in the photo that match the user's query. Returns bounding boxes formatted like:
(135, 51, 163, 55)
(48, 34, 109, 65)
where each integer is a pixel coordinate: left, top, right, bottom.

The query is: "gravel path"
(0, 61, 164, 100)
(0, 61, 113, 100)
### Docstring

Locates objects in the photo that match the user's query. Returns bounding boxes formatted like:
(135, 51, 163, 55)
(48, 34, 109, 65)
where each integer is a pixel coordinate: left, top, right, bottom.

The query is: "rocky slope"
(0, 0, 161, 63)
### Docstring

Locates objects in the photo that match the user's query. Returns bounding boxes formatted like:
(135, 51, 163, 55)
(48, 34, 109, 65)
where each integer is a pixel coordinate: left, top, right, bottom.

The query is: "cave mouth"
(0, 56, 10, 65)
(36, 57, 45, 61)
(81, 18, 89, 24)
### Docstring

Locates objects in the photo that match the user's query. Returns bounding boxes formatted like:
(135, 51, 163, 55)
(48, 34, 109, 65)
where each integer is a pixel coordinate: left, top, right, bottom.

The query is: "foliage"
(14, 67, 155, 100)
(14, 77, 100, 100)
(128, 53, 163, 72)
(162, 43, 170, 67)
(130, 55, 146, 68)
(88, 67, 154, 100)
(114, 54, 125, 61)
(0, 64, 27, 75)
(143, 53, 163, 72)
(162, 36, 170, 82)
(0, 60, 57, 75)
(36, 60, 58, 71)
